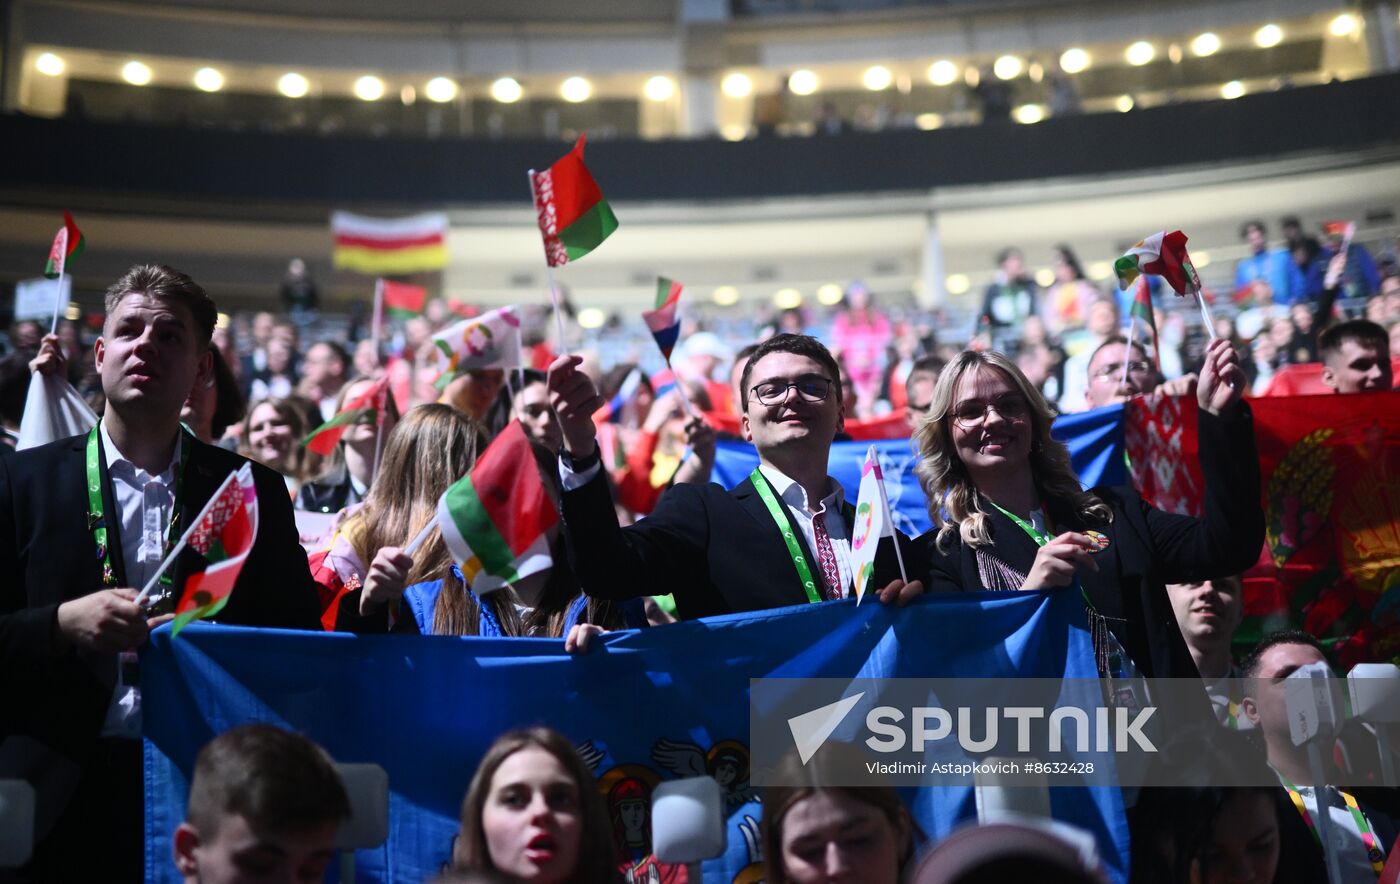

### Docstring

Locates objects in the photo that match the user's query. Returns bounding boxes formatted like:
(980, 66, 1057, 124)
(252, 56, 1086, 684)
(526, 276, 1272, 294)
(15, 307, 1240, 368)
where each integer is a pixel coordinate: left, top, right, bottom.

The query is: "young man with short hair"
(1319, 319, 1393, 393)
(174, 724, 350, 884)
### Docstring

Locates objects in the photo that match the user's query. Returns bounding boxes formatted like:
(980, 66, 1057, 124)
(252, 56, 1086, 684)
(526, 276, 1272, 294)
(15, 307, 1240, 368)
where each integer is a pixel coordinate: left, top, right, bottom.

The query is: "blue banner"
(143, 591, 1127, 883)
(711, 404, 1126, 537)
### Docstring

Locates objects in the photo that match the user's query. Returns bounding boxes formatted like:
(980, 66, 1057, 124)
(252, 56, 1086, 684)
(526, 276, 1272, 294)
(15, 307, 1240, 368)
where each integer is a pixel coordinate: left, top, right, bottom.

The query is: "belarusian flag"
(437, 421, 557, 594)
(382, 280, 427, 320)
(1128, 275, 1160, 370)
(172, 465, 258, 635)
(642, 277, 683, 362)
(44, 211, 84, 279)
(530, 134, 618, 267)
(432, 305, 523, 388)
(1114, 230, 1201, 296)
(301, 376, 390, 456)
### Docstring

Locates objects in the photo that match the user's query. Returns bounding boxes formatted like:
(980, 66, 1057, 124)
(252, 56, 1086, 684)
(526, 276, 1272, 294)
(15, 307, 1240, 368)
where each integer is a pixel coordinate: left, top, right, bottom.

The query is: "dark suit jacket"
(0, 430, 321, 759)
(562, 468, 928, 620)
(921, 406, 1263, 678)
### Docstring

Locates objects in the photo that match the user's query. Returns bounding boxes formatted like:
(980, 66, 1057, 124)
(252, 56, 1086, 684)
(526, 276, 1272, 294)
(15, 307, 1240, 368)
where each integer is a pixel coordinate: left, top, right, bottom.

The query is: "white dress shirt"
(756, 464, 854, 598)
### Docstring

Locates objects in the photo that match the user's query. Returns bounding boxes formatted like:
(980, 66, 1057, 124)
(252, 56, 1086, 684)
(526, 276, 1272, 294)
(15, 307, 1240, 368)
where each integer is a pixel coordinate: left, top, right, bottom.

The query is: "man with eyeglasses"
(1084, 336, 1196, 410)
(547, 334, 925, 621)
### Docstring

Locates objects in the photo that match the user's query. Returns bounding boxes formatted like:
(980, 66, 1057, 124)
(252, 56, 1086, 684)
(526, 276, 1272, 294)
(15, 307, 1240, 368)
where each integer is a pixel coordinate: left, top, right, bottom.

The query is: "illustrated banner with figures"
(142, 592, 1128, 883)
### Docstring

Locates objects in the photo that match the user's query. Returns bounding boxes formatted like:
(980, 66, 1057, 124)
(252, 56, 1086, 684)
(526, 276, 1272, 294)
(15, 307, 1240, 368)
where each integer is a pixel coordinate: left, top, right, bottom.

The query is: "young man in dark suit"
(547, 333, 924, 622)
(0, 264, 321, 881)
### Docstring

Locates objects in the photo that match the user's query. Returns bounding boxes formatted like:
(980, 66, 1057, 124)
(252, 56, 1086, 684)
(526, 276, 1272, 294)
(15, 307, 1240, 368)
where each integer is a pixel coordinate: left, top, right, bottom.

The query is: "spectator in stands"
(611, 383, 718, 517)
(1018, 315, 1067, 403)
(511, 368, 563, 455)
(1242, 631, 1400, 881)
(1286, 302, 1321, 364)
(298, 341, 350, 421)
(980, 247, 1040, 354)
(180, 347, 246, 447)
(1043, 244, 1098, 335)
(297, 376, 401, 514)
(1167, 576, 1247, 728)
(548, 334, 924, 619)
(172, 724, 350, 884)
(248, 334, 297, 402)
(0, 264, 321, 881)
(763, 742, 921, 884)
(1320, 319, 1392, 393)
(442, 369, 507, 423)
(1236, 281, 1290, 340)
(831, 282, 891, 419)
(971, 64, 1013, 124)
(910, 820, 1107, 884)
(452, 727, 618, 883)
(1320, 221, 1381, 302)
(0, 354, 30, 448)
(1236, 220, 1297, 306)
(1378, 272, 1400, 324)
(677, 332, 734, 416)
(1081, 336, 1194, 409)
(904, 355, 945, 432)
(1059, 296, 1122, 412)
(813, 101, 850, 135)
(914, 341, 1260, 680)
(239, 397, 309, 494)
(729, 343, 761, 418)
(279, 257, 319, 320)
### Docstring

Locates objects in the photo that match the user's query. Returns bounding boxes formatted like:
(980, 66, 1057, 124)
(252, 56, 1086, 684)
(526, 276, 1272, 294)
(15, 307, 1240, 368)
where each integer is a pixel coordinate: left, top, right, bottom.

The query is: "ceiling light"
(1191, 32, 1221, 57)
(354, 75, 385, 101)
(1014, 104, 1045, 124)
(491, 77, 523, 103)
(945, 274, 970, 295)
(278, 72, 309, 98)
(928, 60, 959, 86)
(643, 75, 674, 102)
(773, 288, 803, 309)
(788, 69, 819, 96)
(1254, 24, 1283, 48)
(816, 284, 843, 305)
(1194, 250, 1212, 268)
(1221, 80, 1246, 99)
(994, 55, 1023, 80)
(425, 77, 458, 102)
(35, 53, 65, 77)
(862, 65, 893, 91)
(1116, 94, 1135, 112)
(121, 61, 152, 86)
(1126, 42, 1155, 66)
(577, 307, 606, 329)
(193, 67, 224, 92)
(712, 286, 739, 306)
(560, 76, 591, 103)
(915, 112, 943, 130)
(720, 124, 748, 141)
(1059, 48, 1090, 74)
(1330, 14, 1358, 37)
(1087, 261, 1112, 280)
(1034, 268, 1056, 288)
(721, 72, 753, 98)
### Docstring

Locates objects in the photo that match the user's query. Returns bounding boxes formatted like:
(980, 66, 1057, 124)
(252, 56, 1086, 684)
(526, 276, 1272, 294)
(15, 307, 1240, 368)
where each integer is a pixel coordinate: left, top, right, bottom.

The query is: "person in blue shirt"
(1235, 220, 1297, 306)
(1319, 221, 1381, 301)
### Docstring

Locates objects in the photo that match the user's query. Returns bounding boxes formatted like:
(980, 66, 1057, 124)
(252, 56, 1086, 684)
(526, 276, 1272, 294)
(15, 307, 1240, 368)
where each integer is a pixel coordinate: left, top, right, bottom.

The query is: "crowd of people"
(0, 213, 1396, 882)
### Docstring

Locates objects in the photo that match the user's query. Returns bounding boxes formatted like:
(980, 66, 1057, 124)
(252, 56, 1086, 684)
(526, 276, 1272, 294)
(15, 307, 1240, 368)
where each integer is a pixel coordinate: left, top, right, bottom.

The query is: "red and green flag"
(382, 280, 428, 320)
(1127, 275, 1160, 371)
(436, 420, 557, 594)
(301, 376, 390, 456)
(1114, 230, 1201, 296)
(172, 465, 258, 635)
(530, 134, 619, 267)
(44, 211, 85, 278)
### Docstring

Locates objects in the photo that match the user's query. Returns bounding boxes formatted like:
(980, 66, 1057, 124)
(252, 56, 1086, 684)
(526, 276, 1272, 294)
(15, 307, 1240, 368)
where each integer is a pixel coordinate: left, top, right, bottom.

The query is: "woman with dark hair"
(296, 375, 401, 514)
(1044, 244, 1100, 336)
(453, 727, 621, 883)
(911, 340, 1262, 680)
(182, 346, 246, 447)
(762, 742, 922, 884)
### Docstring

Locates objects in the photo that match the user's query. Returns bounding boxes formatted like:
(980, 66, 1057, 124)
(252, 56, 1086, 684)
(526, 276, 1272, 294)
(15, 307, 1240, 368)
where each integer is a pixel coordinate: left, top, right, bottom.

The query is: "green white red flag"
(301, 376, 390, 456)
(530, 135, 619, 267)
(172, 464, 258, 635)
(431, 305, 523, 389)
(1114, 230, 1201, 296)
(850, 446, 898, 603)
(44, 211, 84, 279)
(436, 420, 557, 593)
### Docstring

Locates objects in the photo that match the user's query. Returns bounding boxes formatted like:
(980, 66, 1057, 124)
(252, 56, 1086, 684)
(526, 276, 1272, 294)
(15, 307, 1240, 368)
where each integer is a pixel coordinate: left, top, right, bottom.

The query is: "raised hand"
(546, 354, 605, 457)
(1196, 337, 1246, 416)
(28, 333, 66, 377)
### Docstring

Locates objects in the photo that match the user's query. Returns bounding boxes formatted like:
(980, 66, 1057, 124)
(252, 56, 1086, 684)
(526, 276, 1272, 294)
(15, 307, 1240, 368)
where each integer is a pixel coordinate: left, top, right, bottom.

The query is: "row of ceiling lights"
(30, 14, 1356, 104)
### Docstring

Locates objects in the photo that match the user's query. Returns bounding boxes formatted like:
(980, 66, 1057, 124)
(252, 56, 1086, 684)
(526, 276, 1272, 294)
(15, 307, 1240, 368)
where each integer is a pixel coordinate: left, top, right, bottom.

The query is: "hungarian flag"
(301, 376, 390, 456)
(1114, 230, 1201, 296)
(172, 465, 259, 635)
(530, 134, 618, 267)
(44, 211, 84, 279)
(332, 211, 448, 275)
(382, 280, 428, 320)
(642, 277, 683, 362)
(432, 306, 523, 388)
(437, 421, 557, 594)
(1127, 275, 1160, 370)
(850, 446, 897, 602)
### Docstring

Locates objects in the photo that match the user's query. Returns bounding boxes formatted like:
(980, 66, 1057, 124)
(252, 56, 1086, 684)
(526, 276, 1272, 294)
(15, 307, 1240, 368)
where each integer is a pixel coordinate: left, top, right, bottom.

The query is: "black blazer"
(0, 430, 321, 758)
(921, 406, 1264, 678)
(561, 468, 927, 620)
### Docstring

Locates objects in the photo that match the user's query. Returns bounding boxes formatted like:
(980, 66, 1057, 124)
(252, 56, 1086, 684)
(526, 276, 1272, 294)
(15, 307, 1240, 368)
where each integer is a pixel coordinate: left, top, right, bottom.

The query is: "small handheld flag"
(44, 211, 84, 279)
(849, 446, 905, 603)
(1115, 230, 1215, 340)
(171, 465, 259, 635)
(382, 280, 428, 320)
(642, 278, 683, 362)
(1122, 275, 1160, 387)
(430, 306, 523, 390)
(302, 376, 391, 456)
(529, 135, 619, 268)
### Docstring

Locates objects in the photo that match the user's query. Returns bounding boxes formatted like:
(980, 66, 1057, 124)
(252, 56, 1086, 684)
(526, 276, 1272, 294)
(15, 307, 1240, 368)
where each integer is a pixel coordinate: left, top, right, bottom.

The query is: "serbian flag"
(44, 211, 84, 279)
(301, 376, 390, 456)
(382, 280, 428, 320)
(643, 277, 683, 362)
(530, 135, 619, 267)
(849, 446, 896, 603)
(1114, 230, 1201, 296)
(1127, 275, 1160, 370)
(431, 306, 523, 388)
(172, 465, 258, 635)
(437, 421, 557, 594)
(332, 212, 448, 275)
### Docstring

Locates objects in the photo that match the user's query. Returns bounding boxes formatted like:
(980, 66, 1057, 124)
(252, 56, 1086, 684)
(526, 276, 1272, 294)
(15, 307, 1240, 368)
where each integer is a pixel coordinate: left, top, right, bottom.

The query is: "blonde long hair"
(912, 350, 1111, 553)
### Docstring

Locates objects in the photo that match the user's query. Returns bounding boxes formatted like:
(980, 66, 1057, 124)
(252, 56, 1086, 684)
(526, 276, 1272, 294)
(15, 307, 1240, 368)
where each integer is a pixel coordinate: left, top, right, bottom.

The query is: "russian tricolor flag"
(643, 277, 683, 362)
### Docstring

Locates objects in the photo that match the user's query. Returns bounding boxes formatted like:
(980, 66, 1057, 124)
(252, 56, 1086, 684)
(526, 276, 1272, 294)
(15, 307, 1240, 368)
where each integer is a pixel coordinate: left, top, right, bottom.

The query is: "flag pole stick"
(1183, 261, 1217, 341)
(370, 278, 384, 361)
(135, 471, 238, 605)
(668, 358, 697, 421)
(404, 514, 438, 556)
(49, 270, 64, 335)
(371, 417, 385, 488)
(526, 169, 570, 352)
(1121, 315, 1138, 390)
(875, 451, 909, 584)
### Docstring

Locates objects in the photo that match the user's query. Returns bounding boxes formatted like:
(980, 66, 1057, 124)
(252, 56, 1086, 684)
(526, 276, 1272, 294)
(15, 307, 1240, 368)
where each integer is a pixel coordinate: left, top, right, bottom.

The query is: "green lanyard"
(986, 497, 1098, 614)
(86, 424, 191, 589)
(749, 467, 823, 605)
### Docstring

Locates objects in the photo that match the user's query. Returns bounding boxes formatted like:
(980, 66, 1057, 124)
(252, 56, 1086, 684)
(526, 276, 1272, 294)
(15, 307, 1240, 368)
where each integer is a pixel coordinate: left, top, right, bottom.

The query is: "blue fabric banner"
(711, 404, 1127, 536)
(142, 591, 1127, 883)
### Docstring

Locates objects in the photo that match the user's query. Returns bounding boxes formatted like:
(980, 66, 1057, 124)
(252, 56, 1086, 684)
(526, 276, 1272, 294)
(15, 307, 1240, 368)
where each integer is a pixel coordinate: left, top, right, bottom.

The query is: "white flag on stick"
(16, 372, 97, 450)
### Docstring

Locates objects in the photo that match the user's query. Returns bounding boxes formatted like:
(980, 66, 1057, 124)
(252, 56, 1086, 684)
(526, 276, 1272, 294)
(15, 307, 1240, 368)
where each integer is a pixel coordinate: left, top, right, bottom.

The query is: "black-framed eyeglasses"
(951, 393, 1030, 427)
(750, 376, 834, 407)
(1092, 361, 1154, 380)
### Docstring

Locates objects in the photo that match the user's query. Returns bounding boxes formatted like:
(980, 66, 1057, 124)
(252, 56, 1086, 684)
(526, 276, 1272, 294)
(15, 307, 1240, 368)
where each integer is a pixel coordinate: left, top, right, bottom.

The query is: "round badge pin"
(1084, 530, 1111, 553)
